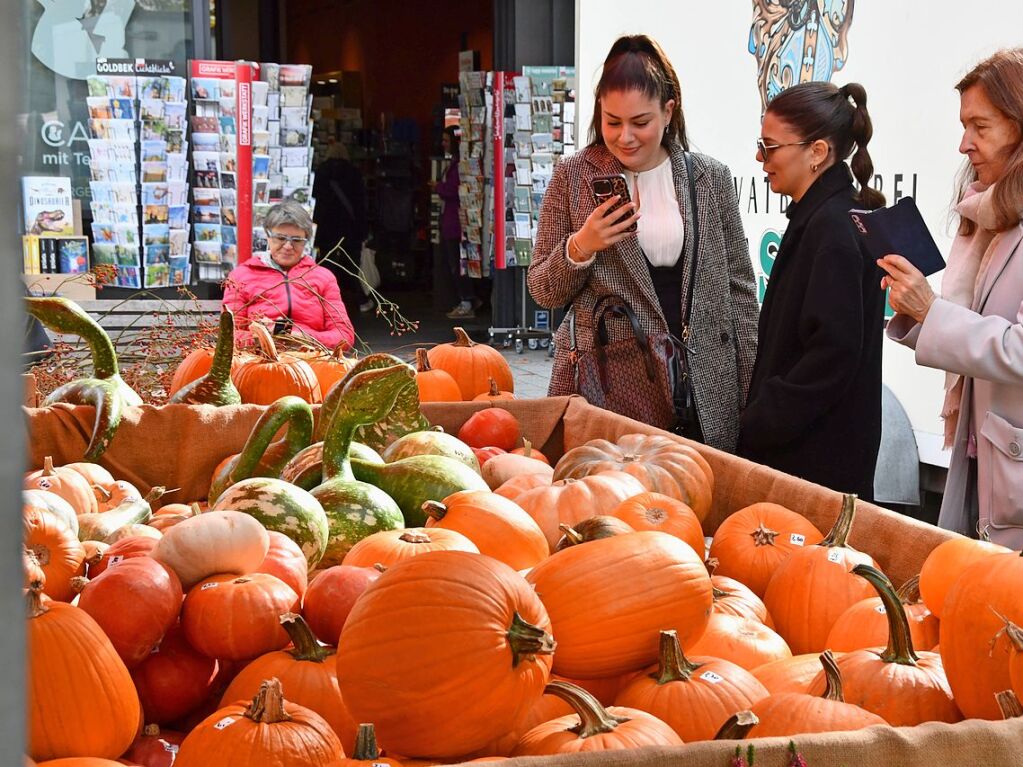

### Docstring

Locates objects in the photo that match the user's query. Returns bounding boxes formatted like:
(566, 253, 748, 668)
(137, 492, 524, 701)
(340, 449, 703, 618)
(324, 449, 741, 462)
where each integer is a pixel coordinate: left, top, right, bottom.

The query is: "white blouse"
(627, 155, 685, 267)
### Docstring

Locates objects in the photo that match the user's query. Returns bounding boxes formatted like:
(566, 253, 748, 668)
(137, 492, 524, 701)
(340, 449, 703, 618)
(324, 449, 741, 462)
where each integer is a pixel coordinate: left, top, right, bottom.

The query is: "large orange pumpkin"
(27, 586, 141, 761)
(469, 689, 573, 758)
(608, 492, 704, 556)
(24, 456, 97, 516)
(751, 653, 842, 696)
(685, 613, 792, 671)
(254, 530, 309, 599)
(324, 723, 403, 767)
(806, 564, 960, 727)
(169, 346, 247, 397)
(526, 530, 712, 678)
(336, 550, 555, 758)
(515, 471, 647, 552)
(218, 613, 358, 754)
(341, 527, 479, 569)
(297, 343, 356, 399)
(553, 434, 713, 522)
(23, 508, 84, 602)
(426, 326, 514, 400)
(413, 347, 462, 402)
(711, 574, 773, 626)
(614, 630, 769, 742)
(130, 623, 219, 725)
(763, 494, 878, 654)
(423, 491, 549, 571)
(708, 502, 824, 597)
(231, 322, 321, 404)
(940, 549, 1023, 719)
(174, 678, 341, 766)
(825, 573, 939, 653)
(918, 536, 1012, 618)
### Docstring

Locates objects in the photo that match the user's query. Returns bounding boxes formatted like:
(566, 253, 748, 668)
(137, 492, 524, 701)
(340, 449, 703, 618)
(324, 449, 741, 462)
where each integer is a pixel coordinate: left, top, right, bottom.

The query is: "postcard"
(90, 119, 136, 142)
(252, 229, 269, 252)
(143, 205, 170, 225)
(220, 225, 237, 245)
(166, 130, 186, 155)
(142, 162, 167, 183)
(281, 147, 308, 168)
(220, 172, 236, 190)
(169, 229, 189, 255)
(218, 98, 237, 118)
(191, 116, 220, 134)
(191, 78, 221, 101)
(281, 126, 309, 147)
(192, 187, 220, 206)
(194, 169, 219, 189)
(221, 206, 237, 226)
(252, 131, 271, 155)
(193, 241, 222, 263)
(143, 225, 170, 246)
(168, 204, 188, 230)
(252, 80, 269, 107)
(194, 205, 221, 224)
(193, 151, 221, 171)
(219, 116, 237, 135)
(194, 223, 221, 242)
(261, 63, 281, 91)
(252, 204, 271, 227)
(145, 244, 170, 264)
(220, 152, 238, 173)
(252, 106, 270, 132)
(253, 155, 270, 179)
(221, 243, 238, 264)
(145, 264, 170, 288)
(281, 86, 306, 108)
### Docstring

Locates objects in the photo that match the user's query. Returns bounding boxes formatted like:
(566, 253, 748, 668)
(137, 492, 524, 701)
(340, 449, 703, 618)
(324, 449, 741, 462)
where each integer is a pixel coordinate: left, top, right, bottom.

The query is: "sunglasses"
(756, 138, 813, 158)
(267, 231, 308, 248)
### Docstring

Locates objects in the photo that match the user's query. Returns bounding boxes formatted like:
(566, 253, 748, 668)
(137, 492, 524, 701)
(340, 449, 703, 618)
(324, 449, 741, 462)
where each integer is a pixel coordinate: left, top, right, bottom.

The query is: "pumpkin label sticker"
(699, 670, 724, 684)
(789, 533, 806, 546)
(827, 549, 843, 564)
(108, 555, 124, 568)
(875, 604, 887, 614)
(200, 581, 220, 591)
(213, 716, 237, 730)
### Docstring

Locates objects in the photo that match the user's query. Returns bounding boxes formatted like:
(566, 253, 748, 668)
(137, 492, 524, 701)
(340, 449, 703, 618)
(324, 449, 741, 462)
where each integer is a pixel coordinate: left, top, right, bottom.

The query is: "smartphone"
(272, 318, 292, 335)
(590, 173, 638, 232)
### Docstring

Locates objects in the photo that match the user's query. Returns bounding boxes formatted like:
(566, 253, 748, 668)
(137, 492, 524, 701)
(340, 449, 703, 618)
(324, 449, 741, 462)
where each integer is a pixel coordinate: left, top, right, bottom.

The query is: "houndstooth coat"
(527, 143, 759, 453)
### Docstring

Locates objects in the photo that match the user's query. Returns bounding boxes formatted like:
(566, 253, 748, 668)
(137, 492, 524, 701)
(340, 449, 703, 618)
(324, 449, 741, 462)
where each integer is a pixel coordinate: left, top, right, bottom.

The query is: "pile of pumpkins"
(22, 316, 1023, 764)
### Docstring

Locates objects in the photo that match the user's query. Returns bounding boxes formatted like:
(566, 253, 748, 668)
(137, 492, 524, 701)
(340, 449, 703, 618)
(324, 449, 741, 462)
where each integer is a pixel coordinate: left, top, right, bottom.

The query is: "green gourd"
(77, 487, 163, 542)
(169, 309, 242, 406)
(381, 428, 481, 473)
(279, 440, 383, 492)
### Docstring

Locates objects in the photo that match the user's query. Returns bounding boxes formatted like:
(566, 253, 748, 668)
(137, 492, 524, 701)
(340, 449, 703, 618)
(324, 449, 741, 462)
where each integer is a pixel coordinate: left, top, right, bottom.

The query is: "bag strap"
(681, 151, 700, 346)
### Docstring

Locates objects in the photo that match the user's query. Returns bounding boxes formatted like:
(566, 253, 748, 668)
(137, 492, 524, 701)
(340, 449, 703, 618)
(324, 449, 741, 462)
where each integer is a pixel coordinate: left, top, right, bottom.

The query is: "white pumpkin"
(152, 510, 269, 589)
(480, 453, 554, 490)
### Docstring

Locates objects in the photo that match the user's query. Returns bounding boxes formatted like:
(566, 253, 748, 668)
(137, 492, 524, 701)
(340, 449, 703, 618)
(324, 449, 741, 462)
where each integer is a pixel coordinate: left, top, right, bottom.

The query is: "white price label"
(827, 549, 843, 564)
(213, 716, 236, 730)
(107, 555, 124, 568)
(200, 581, 220, 591)
(875, 605, 887, 615)
(699, 670, 724, 684)
(164, 744, 180, 753)
(789, 533, 806, 546)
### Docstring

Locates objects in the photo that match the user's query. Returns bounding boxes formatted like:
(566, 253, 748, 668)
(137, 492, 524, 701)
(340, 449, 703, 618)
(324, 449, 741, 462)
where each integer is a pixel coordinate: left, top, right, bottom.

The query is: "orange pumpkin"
(23, 508, 85, 602)
(609, 492, 704, 556)
(299, 343, 356, 399)
(826, 573, 939, 653)
(686, 613, 792, 670)
(174, 678, 341, 766)
(25, 456, 97, 516)
(336, 550, 555, 758)
(711, 575, 773, 627)
(301, 565, 381, 645)
(469, 690, 573, 758)
(231, 322, 321, 404)
(515, 471, 647, 552)
(61, 461, 116, 494)
(169, 345, 247, 397)
(495, 473, 551, 502)
(708, 502, 824, 597)
(426, 326, 514, 400)
(555, 516, 635, 550)
(27, 586, 141, 761)
(341, 527, 479, 569)
(413, 347, 462, 402)
(526, 531, 712, 678)
(218, 613, 358, 754)
(88, 535, 158, 578)
(918, 536, 1012, 618)
(325, 724, 402, 767)
(940, 549, 1023, 719)
(422, 491, 549, 571)
(614, 630, 769, 742)
(510, 681, 682, 755)
(23, 547, 45, 589)
(255, 530, 309, 599)
(763, 494, 878, 654)
(553, 434, 714, 522)
(473, 377, 516, 402)
(806, 564, 960, 727)
(751, 653, 842, 696)
(745, 651, 887, 738)
(35, 759, 131, 766)
(510, 439, 551, 465)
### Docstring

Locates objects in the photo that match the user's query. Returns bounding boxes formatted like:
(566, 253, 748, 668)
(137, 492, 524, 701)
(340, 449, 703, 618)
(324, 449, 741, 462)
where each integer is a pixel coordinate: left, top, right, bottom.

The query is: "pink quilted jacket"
(223, 255, 355, 350)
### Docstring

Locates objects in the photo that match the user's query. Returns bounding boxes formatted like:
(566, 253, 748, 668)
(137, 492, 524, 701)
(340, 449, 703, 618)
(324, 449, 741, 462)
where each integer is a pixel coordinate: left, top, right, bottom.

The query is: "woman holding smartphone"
(737, 82, 886, 499)
(528, 34, 758, 452)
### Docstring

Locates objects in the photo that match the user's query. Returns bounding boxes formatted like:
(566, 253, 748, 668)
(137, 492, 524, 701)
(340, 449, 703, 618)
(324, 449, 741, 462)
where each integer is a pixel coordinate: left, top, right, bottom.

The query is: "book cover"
(22, 176, 75, 236)
(848, 197, 945, 276)
(58, 237, 90, 274)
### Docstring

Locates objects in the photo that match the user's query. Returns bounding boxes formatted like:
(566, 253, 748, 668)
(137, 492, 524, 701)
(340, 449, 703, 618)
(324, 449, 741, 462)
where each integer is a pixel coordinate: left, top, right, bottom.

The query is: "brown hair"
(955, 48, 1023, 233)
(766, 81, 885, 209)
(588, 35, 688, 151)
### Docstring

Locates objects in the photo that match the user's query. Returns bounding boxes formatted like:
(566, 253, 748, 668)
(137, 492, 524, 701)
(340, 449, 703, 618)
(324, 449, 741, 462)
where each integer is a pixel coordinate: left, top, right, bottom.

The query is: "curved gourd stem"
(280, 612, 333, 661)
(820, 493, 858, 548)
(25, 296, 119, 379)
(321, 365, 416, 482)
(818, 650, 846, 702)
(170, 309, 241, 405)
(245, 678, 291, 724)
(543, 680, 628, 737)
(48, 378, 123, 461)
(713, 710, 758, 740)
(653, 629, 702, 684)
(233, 396, 314, 480)
(315, 352, 408, 441)
(852, 564, 919, 665)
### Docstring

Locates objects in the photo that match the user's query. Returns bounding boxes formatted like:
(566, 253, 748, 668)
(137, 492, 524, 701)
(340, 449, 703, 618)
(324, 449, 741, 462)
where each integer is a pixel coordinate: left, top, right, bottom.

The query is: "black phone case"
(591, 174, 637, 232)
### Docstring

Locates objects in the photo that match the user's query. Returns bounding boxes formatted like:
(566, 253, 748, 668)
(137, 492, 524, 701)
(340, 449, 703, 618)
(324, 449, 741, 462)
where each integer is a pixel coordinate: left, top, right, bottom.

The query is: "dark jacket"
(434, 159, 461, 240)
(737, 163, 884, 497)
(312, 157, 368, 259)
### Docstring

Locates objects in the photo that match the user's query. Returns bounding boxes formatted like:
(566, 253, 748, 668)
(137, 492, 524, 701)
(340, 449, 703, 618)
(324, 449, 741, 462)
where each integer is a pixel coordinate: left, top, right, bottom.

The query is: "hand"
(877, 255, 936, 323)
(573, 195, 641, 257)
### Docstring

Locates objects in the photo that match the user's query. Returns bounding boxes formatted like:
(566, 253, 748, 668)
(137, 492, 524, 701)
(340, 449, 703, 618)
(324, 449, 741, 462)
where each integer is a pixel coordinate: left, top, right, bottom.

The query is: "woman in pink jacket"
(223, 199, 355, 350)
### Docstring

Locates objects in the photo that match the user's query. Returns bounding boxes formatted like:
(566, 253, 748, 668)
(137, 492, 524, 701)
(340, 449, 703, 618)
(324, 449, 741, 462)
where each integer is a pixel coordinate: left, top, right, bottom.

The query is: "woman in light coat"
(881, 48, 1023, 547)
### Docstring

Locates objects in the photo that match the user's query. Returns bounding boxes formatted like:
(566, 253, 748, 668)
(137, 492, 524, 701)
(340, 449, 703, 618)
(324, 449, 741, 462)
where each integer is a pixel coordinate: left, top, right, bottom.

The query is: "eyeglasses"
(267, 232, 308, 248)
(756, 138, 813, 158)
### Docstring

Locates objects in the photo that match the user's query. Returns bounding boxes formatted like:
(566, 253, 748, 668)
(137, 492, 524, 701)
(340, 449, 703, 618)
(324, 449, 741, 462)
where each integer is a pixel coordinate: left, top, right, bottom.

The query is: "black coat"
(737, 163, 884, 498)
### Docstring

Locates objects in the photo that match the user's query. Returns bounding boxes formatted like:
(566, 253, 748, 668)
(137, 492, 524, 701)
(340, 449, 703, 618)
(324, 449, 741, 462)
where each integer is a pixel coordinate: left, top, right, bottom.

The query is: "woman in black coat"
(737, 82, 886, 498)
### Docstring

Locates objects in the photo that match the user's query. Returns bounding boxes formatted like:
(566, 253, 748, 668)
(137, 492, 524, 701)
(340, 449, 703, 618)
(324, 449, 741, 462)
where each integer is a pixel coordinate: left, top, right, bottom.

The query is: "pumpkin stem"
(819, 650, 846, 702)
(896, 574, 923, 605)
(25, 583, 49, 619)
(704, 557, 719, 576)
(521, 438, 534, 458)
(852, 564, 919, 665)
(507, 611, 556, 668)
(69, 576, 89, 595)
(820, 493, 858, 549)
(143, 724, 161, 737)
(373, 563, 387, 573)
(352, 723, 381, 759)
(714, 710, 759, 740)
(451, 326, 476, 348)
(399, 530, 432, 544)
(652, 629, 702, 684)
(544, 680, 629, 738)
(421, 500, 447, 522)
(144, 486, 168, 506)
(996, 690, 1023, 719)
(712, 584, 730, 600)
(189, 502, 203, 516)
(42, 455, 56, 475)
(989, 610, 1023, 655)
(414, 347, 434, 372)
(280, 612, 333, 662)
(249, 322, 281, 362)
(750, 524, 778, 547)
(245, 678, 291, 724)
(558, 524, 584, 546)
(487, 377, 500, 397)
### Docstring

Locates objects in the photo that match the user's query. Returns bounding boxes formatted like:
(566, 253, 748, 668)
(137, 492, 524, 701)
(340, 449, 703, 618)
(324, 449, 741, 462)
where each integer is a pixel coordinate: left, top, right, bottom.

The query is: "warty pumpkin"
(341, 526, 479, 569)
(174, 678, 342, 766)
(426, 326, 515, 400)
(918, 535, 1012, 618)
(414, 347, 462, 402)
(26, 585, 141, 761)
(553, 434, 714, 522)
(130, 623, 219, 725)
(24, 456, 98, 516)
(685, 613, 792, 671)
(526, 530, 712, 678)
(23, 508, 85, 602)
(708, 502, 824, 597)
(609, 491, 704, 556)
(806, 564, 960, 727)
(510, 681, 682, 756)
(762, 494, 878, 654)
(614, 630, 769, 743)
(231, 322, 322, 404)
(336, 550, 555, 758)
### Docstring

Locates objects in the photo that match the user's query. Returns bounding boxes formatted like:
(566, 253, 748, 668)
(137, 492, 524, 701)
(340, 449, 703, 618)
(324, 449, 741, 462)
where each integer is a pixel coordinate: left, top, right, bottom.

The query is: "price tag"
(200, 581, 220, 591)
(699, 670, 724, 684)
(164, 744, 180, 753)
(108, 555, 124, 568)
(789, 533, 806, 546)
(827, 549, 843, 564)
(875, 605, 887, 615)
(213, 716, 236, 730)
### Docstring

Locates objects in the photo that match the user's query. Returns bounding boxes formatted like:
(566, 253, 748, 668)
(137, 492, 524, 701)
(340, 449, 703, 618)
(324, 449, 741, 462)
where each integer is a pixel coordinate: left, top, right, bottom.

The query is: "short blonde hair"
(264, 199, 313, 238)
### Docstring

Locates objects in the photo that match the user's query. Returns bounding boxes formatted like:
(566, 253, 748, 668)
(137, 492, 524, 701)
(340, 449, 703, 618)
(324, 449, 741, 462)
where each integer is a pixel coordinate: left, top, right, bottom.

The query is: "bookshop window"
(20, 0, 201, 215)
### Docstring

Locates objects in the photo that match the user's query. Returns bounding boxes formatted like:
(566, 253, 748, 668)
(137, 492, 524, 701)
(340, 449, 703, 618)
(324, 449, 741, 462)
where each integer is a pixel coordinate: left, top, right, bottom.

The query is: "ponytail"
(840, 84, 885, 209)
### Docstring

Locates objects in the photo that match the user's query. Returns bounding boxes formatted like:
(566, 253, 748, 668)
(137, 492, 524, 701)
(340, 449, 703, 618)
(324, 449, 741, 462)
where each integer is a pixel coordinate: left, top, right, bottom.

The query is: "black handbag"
(672, 151, 702, 439)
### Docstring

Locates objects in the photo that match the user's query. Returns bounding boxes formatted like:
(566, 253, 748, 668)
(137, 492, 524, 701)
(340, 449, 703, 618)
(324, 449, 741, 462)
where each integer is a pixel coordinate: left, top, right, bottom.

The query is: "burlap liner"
(23, 395, 1023, 762)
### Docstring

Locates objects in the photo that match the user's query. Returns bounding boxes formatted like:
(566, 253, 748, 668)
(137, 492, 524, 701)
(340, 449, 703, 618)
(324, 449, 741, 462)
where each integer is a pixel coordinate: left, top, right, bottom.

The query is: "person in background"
(881, 48, 1023, 547)
(433, 125, 477, 319)
(312, 141, 371, 312)
(737, 81, 886, 500)
(528, 34, 759, 452)
(223, 199, 355, 350)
